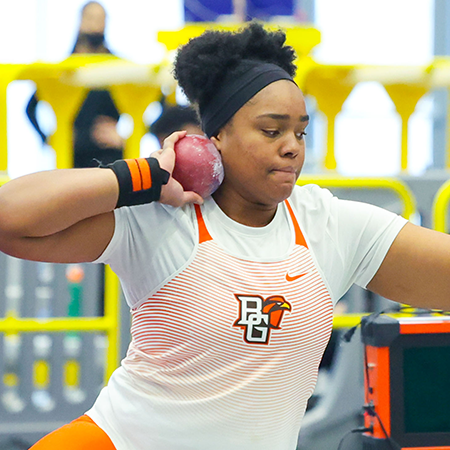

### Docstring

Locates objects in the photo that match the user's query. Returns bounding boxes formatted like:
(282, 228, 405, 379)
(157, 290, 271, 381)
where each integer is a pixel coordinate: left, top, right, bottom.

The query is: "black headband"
(201, 61, 295, 138)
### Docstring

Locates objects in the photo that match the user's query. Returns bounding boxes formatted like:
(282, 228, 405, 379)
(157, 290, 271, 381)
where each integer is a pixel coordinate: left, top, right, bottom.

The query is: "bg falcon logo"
(233, 294, 291, 344)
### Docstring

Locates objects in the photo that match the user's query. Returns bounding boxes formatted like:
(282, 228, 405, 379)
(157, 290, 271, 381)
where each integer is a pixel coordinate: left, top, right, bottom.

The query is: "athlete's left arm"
(367, 222, 450, 311)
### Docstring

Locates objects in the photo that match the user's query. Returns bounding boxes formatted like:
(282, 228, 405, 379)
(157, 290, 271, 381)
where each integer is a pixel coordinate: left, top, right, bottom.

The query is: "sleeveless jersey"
(116, 199, 334, 450)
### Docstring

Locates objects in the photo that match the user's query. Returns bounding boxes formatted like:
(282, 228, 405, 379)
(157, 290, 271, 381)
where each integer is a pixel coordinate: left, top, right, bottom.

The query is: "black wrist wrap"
(102, 157, 170, 208)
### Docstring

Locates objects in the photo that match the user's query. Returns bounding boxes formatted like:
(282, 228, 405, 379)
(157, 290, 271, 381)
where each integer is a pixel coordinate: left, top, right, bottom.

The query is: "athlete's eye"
(296, 132, 307, 140)
(262, 129, 280, 137)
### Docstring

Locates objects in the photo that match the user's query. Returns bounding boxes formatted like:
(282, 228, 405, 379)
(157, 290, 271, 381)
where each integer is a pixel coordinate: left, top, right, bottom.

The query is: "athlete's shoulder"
(100, 202, 196, 264)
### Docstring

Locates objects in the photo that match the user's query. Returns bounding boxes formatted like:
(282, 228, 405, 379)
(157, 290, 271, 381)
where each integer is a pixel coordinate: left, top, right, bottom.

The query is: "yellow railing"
(103, 265, 121, 379)
(0, 55, 175, 172)
(297, 175, 417, 220)
(332, 311, 420, 329)
(0, 266, 121, 382)
(0, 176, 418, 364)
(432, 178, 450, 233)
(302, 64, 429, 172)
(298, 176, 418, 329)
(2, 23, 450, 175)
(157, 25, 450, 173)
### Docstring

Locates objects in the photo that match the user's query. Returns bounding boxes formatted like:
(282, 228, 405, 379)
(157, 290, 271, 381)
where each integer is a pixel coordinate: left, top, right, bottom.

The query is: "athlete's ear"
(210, 132, 222, 153)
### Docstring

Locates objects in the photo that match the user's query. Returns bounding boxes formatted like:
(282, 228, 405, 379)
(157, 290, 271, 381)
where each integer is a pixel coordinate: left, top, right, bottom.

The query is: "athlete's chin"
(269, 183, 296, 204)
(281, 179, 297, 195)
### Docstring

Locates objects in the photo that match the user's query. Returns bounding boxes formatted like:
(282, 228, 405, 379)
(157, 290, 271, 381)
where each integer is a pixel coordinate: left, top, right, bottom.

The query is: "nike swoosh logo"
(286, 273, 307, 282)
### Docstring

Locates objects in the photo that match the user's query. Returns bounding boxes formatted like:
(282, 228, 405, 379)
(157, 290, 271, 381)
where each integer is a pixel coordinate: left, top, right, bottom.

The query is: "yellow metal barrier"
(156, 24, 444, 173)
(343, 64, 430, 172)
(103, 265, 121, 380)
(0, 266, 120, 382)
(297, 175, 416, 220)
(302, 64, 357, 171)
(298, 176, 417, 329)
(432, 178, 450, 233)
(3, 26, 450, 175)
(332, 312, 419, 329)
(0, 55, 174, 171)
(0, 176, 417, 360)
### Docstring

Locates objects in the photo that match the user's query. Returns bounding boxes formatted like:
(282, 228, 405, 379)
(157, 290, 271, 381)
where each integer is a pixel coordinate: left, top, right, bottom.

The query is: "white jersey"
(87, 184, 407, 450)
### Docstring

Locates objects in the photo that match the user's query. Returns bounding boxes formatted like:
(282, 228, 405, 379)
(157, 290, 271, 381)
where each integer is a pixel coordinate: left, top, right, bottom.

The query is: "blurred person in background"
(26, 1, 124, 168)
(149, 103, 203, 147)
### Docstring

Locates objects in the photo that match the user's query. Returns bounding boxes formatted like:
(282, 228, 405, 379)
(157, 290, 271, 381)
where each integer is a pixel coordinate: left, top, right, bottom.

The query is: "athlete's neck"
(212, 190, 278, 227)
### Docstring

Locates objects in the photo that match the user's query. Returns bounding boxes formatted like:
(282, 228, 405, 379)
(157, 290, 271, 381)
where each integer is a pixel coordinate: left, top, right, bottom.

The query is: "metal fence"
(0, 253, 120, 447)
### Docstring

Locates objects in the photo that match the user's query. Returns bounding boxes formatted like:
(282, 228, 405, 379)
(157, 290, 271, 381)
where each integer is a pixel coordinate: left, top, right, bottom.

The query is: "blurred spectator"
(149, 104, 203, 147)
(26, 1, 124, 168)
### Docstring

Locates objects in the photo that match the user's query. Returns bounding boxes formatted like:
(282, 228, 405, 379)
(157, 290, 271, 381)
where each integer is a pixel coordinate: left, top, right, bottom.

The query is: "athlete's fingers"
(168, 192, 203, 207)
(154, 131, 187, 175)
(162, 130, 187, 151)
(160, 176, 203, 207)
(182, 191, 204, 206)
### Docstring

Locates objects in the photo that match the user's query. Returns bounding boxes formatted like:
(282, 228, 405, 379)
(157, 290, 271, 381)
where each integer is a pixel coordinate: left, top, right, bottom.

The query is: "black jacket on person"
(26, 88, 123, 168)
(26, 36, 123, 168)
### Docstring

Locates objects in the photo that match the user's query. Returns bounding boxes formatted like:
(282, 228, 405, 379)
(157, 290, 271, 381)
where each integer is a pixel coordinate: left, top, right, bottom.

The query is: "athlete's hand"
(153, 131, 204, 207)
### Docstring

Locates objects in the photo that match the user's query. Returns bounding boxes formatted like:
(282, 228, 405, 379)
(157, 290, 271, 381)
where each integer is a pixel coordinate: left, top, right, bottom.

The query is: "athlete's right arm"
(0, 168, 118, 263)
(0, 132, 203, 264)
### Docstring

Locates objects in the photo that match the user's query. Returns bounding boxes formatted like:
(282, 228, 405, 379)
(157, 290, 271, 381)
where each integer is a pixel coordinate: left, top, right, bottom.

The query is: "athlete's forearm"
(0, 168, 118, 238)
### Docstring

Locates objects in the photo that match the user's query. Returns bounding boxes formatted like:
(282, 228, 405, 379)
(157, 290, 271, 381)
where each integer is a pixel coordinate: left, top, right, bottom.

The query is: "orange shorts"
(30, 414, 116, 450)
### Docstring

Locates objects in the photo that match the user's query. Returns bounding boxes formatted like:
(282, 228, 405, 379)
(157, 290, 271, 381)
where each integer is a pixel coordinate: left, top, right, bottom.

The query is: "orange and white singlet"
(88, 185, 407, 450)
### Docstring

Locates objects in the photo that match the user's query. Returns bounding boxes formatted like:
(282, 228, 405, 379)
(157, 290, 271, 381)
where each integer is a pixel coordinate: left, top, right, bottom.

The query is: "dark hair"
(150, 105, 200, 139)
(173, 21, 297, 113)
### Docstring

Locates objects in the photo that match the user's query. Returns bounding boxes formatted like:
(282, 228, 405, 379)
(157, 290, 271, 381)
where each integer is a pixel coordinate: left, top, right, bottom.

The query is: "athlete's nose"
(280, 132, 304, 158)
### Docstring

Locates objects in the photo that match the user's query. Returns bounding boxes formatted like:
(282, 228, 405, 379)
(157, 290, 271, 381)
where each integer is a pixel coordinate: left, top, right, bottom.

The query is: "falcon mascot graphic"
(234, 294, 292, 344)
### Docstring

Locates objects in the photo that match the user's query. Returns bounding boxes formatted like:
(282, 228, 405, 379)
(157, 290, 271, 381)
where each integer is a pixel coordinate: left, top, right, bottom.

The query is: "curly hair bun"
(173, 21, 297, 110)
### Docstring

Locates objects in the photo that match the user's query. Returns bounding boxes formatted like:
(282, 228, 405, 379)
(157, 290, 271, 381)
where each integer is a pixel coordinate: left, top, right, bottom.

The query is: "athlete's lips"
(273, 166, 296, 173)
(271, 166, 298, 178)
(272, 166, 297, 173)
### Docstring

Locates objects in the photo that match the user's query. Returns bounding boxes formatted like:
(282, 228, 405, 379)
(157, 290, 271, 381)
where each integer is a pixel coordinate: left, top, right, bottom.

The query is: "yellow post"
(109, 84, 162, 159)
(383, 84, 427, 172)
(443, 86, 450, 171)
(35, 78, 87, 169)
(0, 64, 24, 172)
(432, 179, 450, 233)
(303, 65, 355, 171)
(0, 74, 8, 172)
(103, 265, 121, 381)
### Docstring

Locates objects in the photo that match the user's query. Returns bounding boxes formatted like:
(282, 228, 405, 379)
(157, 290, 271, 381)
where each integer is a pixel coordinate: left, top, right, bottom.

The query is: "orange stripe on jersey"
(125, 159, 142, 192)
(285, 200, 308, 248)
(136, 159, 152, 190)
(194, 204, 213, 243)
